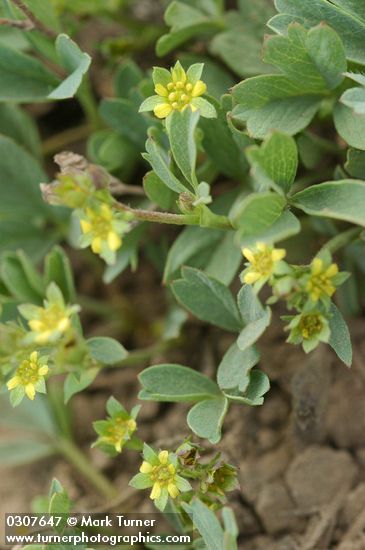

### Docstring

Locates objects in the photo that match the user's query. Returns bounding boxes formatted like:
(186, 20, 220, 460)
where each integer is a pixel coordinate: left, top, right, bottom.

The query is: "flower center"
(150, 464, 175, 485)
(252, 251, 273, 276)
(299, 315, 323, 339)
(38, 304, 68, 332)
(107, 417, 136, 443)
(17, 359, 41, 385)
(166, 81, 193, 111)
(92, 217, 113, 240)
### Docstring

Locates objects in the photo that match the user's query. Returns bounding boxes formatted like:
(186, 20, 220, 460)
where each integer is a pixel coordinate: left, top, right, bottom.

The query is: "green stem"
(114, 202, 233, 230)
(77, 78, 102, 131)
(320, 227, 363, 254)
(57, 438, 118, 500)
(43, 123, 92, 156)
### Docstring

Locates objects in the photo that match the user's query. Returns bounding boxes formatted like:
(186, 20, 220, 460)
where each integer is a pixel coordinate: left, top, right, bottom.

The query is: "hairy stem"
(321, 227, 363, 254)
(114, 201, 233, 230)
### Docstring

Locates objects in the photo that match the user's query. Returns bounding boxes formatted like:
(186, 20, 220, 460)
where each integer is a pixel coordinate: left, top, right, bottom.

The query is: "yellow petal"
(7, 376, 20, 390)
(29, 320, 43, 331)
(242, 248, 255, 263)
(325, 263, 338, 277)
(115, 440, 122, 453)
(272, 248, 286, 262)
(244, 271, 261, 284)
(150, 482, 161, 500)
(154, 103, 173, 119)
(167, 483, 179, 498)
(58, 317, 70, 332)
(91, 237, 102, 254)
(25, 384, 36, 400)
(311, 258, 323, 275)
(30, 351, 39, 362)
(190, 104, 198, 112)
(168, 463, 176, 474)
(80, 220, 92, 234)
(35, 332, 51, 344)
(158, 450, 169, 464)
(256, 242, 266, 252)
(155, 84, 168, 97)
(191, 80, 207, 97)
(107, 231, 122, 251)
(101, 204, 113, 220)
(140, 461, 153, 474)
(38, 366, 49, 377)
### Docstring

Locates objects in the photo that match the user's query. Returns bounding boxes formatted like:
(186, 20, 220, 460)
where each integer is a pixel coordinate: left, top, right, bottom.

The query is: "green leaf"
(217, 343, 260, 392)
(275, 0, 365, 66)
(232, 75, 322, 139)
(100, 98, 151, 149)
(0, 250, 44, 302)
(166, 109, 199, 186)
(86, 337, 128, 365)
(246, 131, 298, 194)
(0, 439, 54, 466)
(230, 192, 286, 232)
(142, 137, 188, 193)
(87, 130, 138, 177)
(210, 0, 275, 77)
(139, 364, 221, 402)
(226, 370, 270, 405)
(187, 396, 228, 443)
(291, 180, 365, 227)
(48, 34, 91, 100)
(237, 286, 272, 351)
(237, 210, 301, 248)
(0, 42, 58, 102)
(143, 171, 177, 210)
(171, 267, 241, 332)
(182, 499, 224, 550)
(328, 302, 352, 367)
(156, 1, 222, 57)
(263, 23, 346, 91)
(163, 225, 240, 285)
(64, 368, 99, 404)
(200, 96, 249, 180)
(345, 149, 365, 179)
(0, 104, 41, 158)
(334, 103, 365, 150)
(341, 87, 365, 115)
(44, 246, 76, 303)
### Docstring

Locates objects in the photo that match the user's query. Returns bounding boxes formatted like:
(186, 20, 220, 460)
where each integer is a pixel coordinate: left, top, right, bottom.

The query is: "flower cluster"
(7, 351, 49, 406)
(93, 397, 140, 455)
(241, 243, 348, 353)
(130, 444, 192, 511)
(19, 283, 79, 345)
(139, 61, 216, 119)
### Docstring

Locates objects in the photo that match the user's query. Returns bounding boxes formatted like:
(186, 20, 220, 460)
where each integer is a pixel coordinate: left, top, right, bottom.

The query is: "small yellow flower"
(139, 62, 216, 120)
(99, 418, 137, 453)
(80, 204, 121, 254)
(242, 242, 286, 285)
(140, 450, 180, 500)
(7, 351, 49, 403)
(19, 283, 79, 345)
(130, 444, 192, 510)
(306, 257, 339, 302)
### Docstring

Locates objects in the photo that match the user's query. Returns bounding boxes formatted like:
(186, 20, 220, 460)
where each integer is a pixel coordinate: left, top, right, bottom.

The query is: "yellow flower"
(140, 450, 180, 500)
(99, 418, 137, 453)
(7, 351, 49, 403)
(242, 242, 286, 285)
(80, 204, 121, 253)
(139, 62, 216, 120)
(79, 204, 129, 264)
(306, 257, 339, 302)
(19, 283, 79, 344)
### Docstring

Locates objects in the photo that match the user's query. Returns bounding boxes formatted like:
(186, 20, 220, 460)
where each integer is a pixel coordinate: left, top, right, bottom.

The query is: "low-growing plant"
(1, 0, 365, 546)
